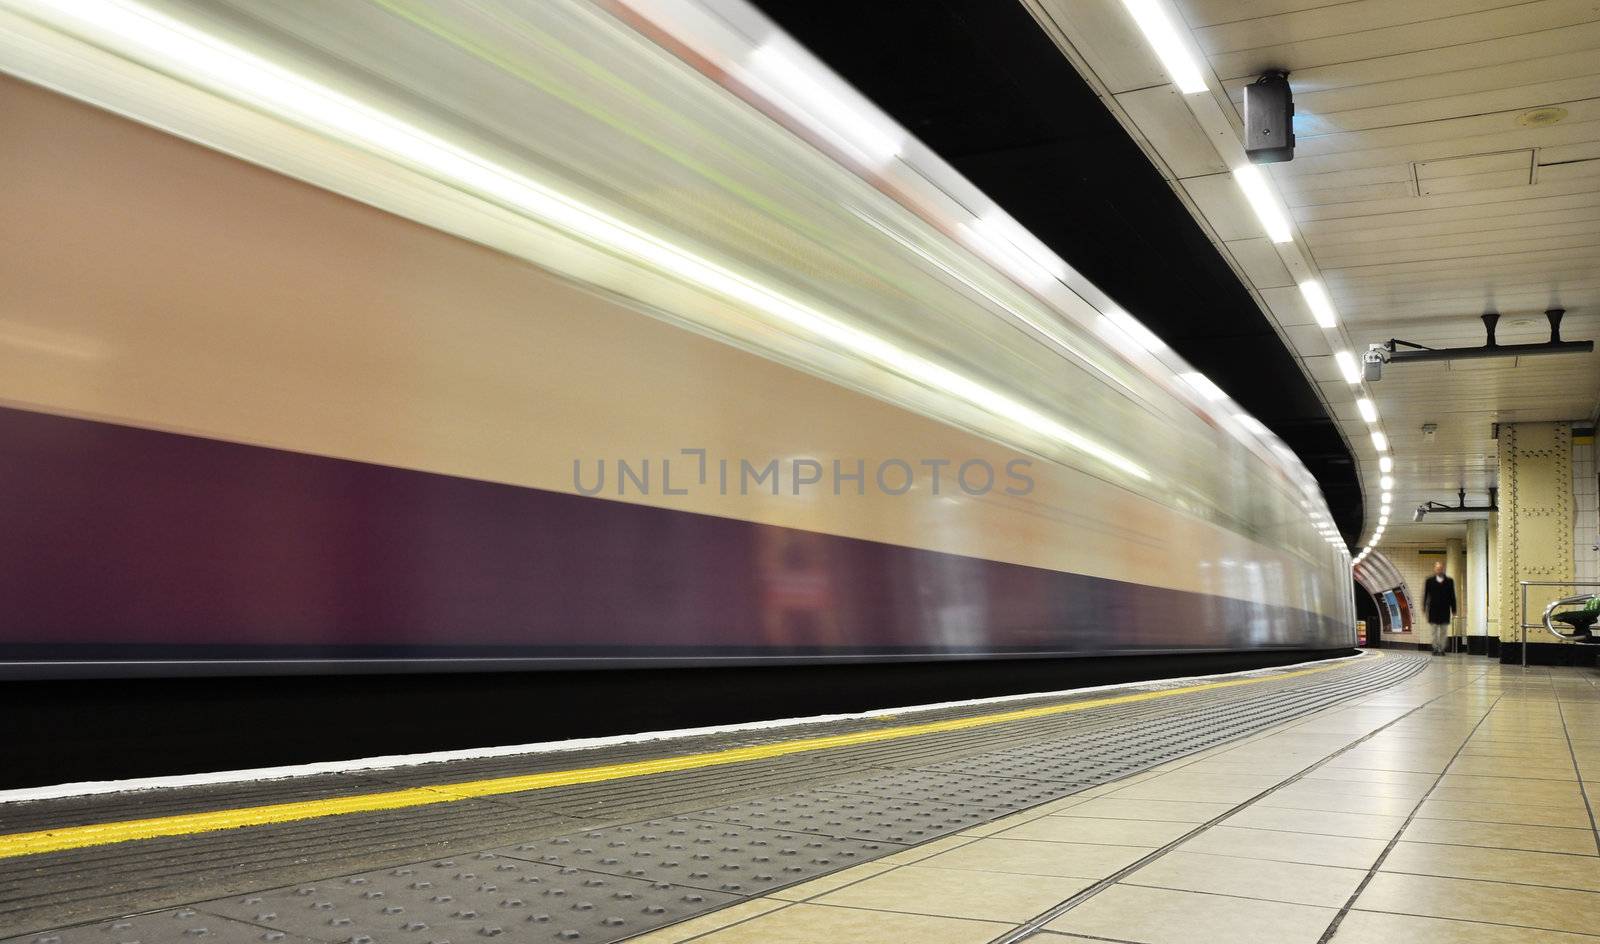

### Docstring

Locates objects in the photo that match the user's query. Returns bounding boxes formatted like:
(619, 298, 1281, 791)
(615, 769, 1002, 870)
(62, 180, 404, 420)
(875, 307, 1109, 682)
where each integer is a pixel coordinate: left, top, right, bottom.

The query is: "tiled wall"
(1576, 437, 1598, 587)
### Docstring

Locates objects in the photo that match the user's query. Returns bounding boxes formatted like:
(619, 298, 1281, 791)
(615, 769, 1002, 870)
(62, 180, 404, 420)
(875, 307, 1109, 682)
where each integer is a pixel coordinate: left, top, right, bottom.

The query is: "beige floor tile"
(1223, 805, 1407, 840)
(1381, 841, 1600, 892)
(1461, 743, 1576, 760)
(688, 901, 1010, 943)
(994, 815, 1192, 847)
(1123, 850, 1364, 907)
(1178, 760, 1309, 777)
(626, 899, 789, 943)
(1302, 767, 1439, 787)
(1400, 817, 1598, 855)
(1265, 776, 1429, 799)
(1108, 779, 1266, 804)
(1353, 872, 1600, 936)
(1055, 797, 1232, 824)
(1446, 756, 1579, 781)
(1045, 883, 1335, 944)
(1335, 908, 1600, 943)
(917, 836, 1151, 879)
(1026, 795, 1098, 815)
(1256, 787, 1418, 817)
(1325, 751, 1451, 774)
(1428, 777, 1588, 807)
(1414, 798, 1594, 828)
(1181, 825, 1388, 869)
(873, 834, 977, 866)
(958, 810, 1054, 839)
(1436, 774, 1587, 795)
(764, 861, 896, 902)
(811, 864, 1088, 923)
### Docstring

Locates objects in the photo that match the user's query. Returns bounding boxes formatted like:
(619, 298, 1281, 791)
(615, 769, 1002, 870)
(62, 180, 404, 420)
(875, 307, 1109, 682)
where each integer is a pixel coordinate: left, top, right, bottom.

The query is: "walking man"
(1421, 561, 1457, 655)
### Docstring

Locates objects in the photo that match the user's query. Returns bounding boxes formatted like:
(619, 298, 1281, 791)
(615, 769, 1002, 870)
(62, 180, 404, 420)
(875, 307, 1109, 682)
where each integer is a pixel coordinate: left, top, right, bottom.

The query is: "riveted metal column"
(1496, 422, 1575, 664)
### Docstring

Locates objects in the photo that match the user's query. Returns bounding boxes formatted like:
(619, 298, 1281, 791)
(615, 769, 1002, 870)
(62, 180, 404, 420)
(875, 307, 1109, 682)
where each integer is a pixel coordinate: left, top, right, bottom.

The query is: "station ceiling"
(1175, 0, 1600, 546)
(750, 0, 1366, 543)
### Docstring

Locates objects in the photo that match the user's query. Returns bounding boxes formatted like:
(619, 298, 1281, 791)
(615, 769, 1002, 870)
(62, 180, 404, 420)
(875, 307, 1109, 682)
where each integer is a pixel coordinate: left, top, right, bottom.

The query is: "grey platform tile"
(1, 909, 320, 944)
(484, 758, 865, 821)
(682, 788, 1000, 844)
(491, 817, 904, 896)
(196, 853, 736, 944)
(0, 802, 586, 935)
(826, 768, 1075, 808)
(915, 752, 1142, 784)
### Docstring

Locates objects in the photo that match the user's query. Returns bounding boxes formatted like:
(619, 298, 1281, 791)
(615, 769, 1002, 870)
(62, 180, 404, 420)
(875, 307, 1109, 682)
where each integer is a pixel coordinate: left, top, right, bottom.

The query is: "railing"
(1517, 580, 1600, 668)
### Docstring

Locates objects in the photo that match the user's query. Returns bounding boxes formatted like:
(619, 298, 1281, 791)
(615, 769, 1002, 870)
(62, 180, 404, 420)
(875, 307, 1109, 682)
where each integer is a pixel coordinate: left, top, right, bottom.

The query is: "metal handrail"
(1518, 580, 1600, 668)
(1542, 592, 1599, 641)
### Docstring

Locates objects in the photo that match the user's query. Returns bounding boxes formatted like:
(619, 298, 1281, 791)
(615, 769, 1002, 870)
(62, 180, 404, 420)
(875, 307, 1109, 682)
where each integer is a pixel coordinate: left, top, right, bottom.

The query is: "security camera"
(1363, 345, 1387, 382)
(1413, 505, 1427, 523)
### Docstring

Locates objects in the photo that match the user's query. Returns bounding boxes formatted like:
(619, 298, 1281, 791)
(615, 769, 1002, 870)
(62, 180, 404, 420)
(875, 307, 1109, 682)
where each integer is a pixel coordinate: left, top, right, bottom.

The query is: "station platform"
(2, 653, 1597, 944)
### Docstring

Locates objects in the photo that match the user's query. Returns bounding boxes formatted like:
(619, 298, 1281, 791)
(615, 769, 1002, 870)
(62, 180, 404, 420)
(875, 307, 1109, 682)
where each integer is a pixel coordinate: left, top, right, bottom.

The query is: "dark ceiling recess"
(750, 0, 1362, 544)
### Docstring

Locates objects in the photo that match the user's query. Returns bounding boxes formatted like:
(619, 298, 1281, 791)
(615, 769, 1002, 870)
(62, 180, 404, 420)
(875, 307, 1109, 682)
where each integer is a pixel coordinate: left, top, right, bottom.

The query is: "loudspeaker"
(1244, 71, 1294, 164)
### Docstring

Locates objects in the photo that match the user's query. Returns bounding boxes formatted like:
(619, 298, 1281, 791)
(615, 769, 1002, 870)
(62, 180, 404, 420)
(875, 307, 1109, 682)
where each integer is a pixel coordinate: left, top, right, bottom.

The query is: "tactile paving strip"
(7, 910, 318, 944)
(683, 788, 1003, 844)
(195, 852, 739, 943)
(6, 655, 1431, 944)
(822, 768, 1074, 807)
(491, 818, 901, 896)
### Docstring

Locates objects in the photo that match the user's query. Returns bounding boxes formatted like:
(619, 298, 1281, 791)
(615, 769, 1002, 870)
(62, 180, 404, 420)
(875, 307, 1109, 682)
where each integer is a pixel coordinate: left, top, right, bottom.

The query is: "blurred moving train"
(0, 0, 1355, 678)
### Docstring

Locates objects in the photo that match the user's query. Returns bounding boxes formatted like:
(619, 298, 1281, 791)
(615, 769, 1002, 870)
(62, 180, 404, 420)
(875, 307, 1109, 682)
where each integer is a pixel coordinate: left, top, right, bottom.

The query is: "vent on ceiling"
(1412, 149, 1534, 196)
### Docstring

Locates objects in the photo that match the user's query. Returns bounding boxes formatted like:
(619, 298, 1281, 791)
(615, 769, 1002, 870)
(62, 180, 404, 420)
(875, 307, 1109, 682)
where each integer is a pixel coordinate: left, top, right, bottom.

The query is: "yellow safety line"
(0, 656, 1365, 859)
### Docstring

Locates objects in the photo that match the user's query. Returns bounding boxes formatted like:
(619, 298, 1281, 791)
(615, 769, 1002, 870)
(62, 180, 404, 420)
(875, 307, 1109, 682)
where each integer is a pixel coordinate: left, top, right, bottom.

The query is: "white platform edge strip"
(0, 651, 1367, 804)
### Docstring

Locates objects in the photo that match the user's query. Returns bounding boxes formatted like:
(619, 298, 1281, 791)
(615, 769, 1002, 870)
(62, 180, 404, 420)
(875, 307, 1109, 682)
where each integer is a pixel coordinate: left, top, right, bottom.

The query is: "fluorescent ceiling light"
(1380, 475, 1395, 490)
(1333, 351, 1361, 384)
(1356, 398, 1377, 423)
(1117, 0, 1209, 94)
(1298, 279, 1337, 328)
(1180, 371, 1228, 401)
(1380, 504, 1391, 515)
(750, 44, 902, 163)
(35, 0, 1154, 482)
(1379, 515, 1389, 525)
(1379, 455, 1393, 473)
(1232, 165, 1293, 244)
(1371, 431, 1389, 452)
(1382, 491, 1392, 503)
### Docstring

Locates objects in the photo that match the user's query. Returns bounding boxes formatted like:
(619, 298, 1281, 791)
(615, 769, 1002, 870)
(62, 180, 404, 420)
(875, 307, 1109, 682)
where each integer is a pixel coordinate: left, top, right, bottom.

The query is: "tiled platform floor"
(632, 656, 1600, 943)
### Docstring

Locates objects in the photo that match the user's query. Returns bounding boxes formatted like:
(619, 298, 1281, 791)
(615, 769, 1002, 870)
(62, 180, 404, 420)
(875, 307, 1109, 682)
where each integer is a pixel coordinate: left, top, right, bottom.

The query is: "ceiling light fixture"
(1117, 0, 1209, 94)
(1356, 398, 1377, 423)
(1232, 165, 1293, 243)
(1298, 279, 1337, 328)
(1380, 475, 1394, 490)
(1371, 431, 1389, 452)
(1333, 351, 1361, 384)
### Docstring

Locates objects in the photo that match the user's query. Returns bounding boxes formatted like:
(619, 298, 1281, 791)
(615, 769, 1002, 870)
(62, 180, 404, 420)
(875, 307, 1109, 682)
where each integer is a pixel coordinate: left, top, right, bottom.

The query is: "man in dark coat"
(1421, 561, 1457, 655)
